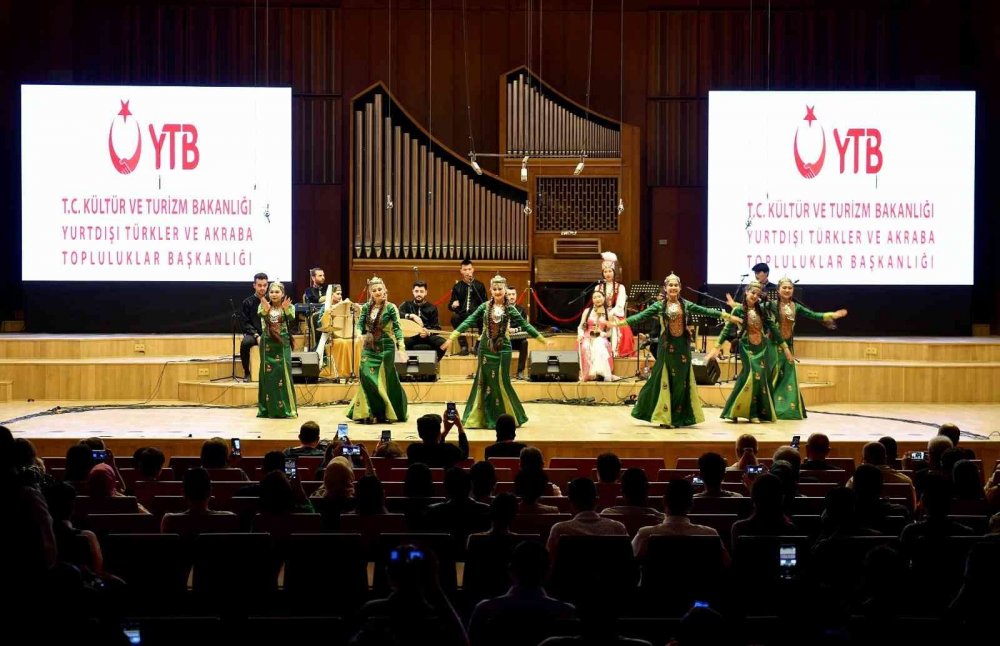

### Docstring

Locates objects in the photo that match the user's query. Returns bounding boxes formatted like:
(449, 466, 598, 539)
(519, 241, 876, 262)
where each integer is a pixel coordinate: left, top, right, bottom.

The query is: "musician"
(302, 267, 329, 305)
(729, 262, 777, 307)
(448, 258, 487, 355)
(506, 286, 530, 380)
(238, 272, 269, 382)
(400, 280, 448, 360)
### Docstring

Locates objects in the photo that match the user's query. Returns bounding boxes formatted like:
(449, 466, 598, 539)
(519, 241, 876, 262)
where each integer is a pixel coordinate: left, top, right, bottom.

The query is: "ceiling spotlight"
(520, 156, 529, 183)
(617, 198, 625, 214)
(523, 200, 532, 215)
(386, 194, 394, 210)
(470, 153, 483, 175)
(574, 156, 586, 176)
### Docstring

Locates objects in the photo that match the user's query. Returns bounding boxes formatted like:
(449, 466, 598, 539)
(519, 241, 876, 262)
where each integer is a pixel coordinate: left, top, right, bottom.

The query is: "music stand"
(213, 299, 242, 382)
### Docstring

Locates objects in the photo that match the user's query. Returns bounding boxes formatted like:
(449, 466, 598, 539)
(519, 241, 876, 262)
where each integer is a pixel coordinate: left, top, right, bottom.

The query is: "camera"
(342, 445, 361, 456)
(381, 429, 392, 443)
(778, 544, 798, 579)
(230, 438, 241, 458)
(390, 548, 425, 563)
(745, 464, 765, 475)
(284, 457, 298, 479)
(91, 450, 109, 463)
(790, 435, 800, 449)
(445, 401, 458, 421)
(908, 451, 926, 461)
(337, 423, 349, 441)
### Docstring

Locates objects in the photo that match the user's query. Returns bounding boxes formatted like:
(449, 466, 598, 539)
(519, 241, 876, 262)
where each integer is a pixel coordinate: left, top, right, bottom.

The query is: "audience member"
(937, 423, 974, 458)
(355, 544, 467, 646)
(602, 468, 665, 520)
(816, 486, 880, 540)
(989, 511, 1000, 535)
(547, 478, 627, 556)
(900, 474, 973, 552)
(87, 463, 146, 512)
(160, 467, 236, 534)
(772, 445, 802, 477)
(852, 463, 910, 532)
(913, 435, 954, 499)
(727, 434, 758, 471)
(373, 440, 404, 459)
(64, 444, 96, 487)
(468, 541, 578, 646)
(877, 436, 901, 468)
(80, 437, 107, 451)
(515, 469, 560, 514)
(352, 475, 388, 516)
(234, 451, 286, 498)
(256, 470, 314, 519)
(403, 462, 436, 498)
(852, 441, 914, 485)
(941, 447, 966, 477)
(134, 447, 166, 480)
(483, 414, 527, 459)
(632, 479, 726, 561)
(951, 460, 985, 502)
(858, 545, 909, 619)
(311, 456, 357, 524)
(801, 433, 841, 471)
(45, 480, 104, 574)
(769, 459, 800, 508)
(695, 452, 743, 498)
(470, 460, 498, 503)
(406, 413, 469, 469)
(425, 467, 491, 543)
(284, 420, 327, 457)
(596, 453, 622, 483)
(986, 467, 1000, 513)
(470, 492, 520, 539)
(200, 437, 231, 469)
(731, 474, 799, 544)
(520, 446, 561, 496)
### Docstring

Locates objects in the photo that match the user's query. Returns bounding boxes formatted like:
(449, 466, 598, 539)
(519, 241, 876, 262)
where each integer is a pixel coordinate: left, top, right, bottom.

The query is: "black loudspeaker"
(290, 351, 321, 383)
(691, 352, 721, 385)
(394, 350, 439, 382)
(528, 350, 580, 382)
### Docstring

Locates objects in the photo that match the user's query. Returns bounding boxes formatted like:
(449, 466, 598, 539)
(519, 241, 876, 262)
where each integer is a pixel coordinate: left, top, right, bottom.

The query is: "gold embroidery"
(681, 355, 687, 363)
(790, 402, 797, 409)
(787, 384, 793, 391)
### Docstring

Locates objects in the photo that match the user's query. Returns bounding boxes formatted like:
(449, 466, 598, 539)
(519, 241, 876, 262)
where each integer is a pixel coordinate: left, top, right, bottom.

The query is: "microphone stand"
(348, 301, 359, 383)
(214, 298, 242, 382)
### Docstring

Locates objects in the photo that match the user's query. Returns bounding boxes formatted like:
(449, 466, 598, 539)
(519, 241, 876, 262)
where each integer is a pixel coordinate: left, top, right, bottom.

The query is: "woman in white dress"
(598, 251, 635, 358)
(577, 289, 616, 381)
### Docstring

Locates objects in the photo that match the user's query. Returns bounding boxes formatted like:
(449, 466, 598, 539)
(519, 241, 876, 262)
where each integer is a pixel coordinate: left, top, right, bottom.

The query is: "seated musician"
(506, 286, 530, 380)
(448, 258, 487, 355)
(399, 281, 447, 361)
(302, 267, 329, 349)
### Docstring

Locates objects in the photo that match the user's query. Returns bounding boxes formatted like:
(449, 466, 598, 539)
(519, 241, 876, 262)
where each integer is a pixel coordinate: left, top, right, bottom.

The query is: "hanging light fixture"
(470, 153, 483, 175)
(520, 156, 529, 182)
(574, 155, 586, 176)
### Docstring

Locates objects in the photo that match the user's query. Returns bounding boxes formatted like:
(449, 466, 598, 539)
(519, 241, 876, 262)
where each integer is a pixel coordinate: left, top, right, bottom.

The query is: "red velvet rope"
(432, 289, 453, 308)
(530, 289, 586, 324)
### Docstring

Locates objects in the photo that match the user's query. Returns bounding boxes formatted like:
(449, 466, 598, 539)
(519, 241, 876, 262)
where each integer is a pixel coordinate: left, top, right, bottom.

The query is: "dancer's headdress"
(663, 272, 681, 285)
(367, 276, 385, 287)
(777, 276, 795, 287)
(490, 273, 507, 287)
(600, 251, 619, 272)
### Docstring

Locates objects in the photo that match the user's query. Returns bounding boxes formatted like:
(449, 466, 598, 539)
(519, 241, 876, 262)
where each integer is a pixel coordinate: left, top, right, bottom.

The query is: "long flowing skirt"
(720, 338, 776, 422)
(257, 336, 297, 418)
(772, 339, 806, 420)
(461, 341, 528, 428)
(579, 335, 615, 381)
(611, 324, 636, 358)
(630, 334, 704, 427)
(346, 337, 408, 423)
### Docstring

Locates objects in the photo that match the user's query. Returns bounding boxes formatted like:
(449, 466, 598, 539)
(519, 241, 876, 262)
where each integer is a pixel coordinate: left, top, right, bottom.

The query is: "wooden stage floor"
(5, 398, 998, 468)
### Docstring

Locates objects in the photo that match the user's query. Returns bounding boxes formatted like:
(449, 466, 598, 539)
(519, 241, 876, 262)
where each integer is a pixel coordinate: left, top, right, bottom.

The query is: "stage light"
(386, 194, 394, 210)
(523, 200, 532, 215)
(574, 157, 585, 175)
(520, 156, 529, 182)
(617, 198, 625, 214)
(470, 153, 483, 175)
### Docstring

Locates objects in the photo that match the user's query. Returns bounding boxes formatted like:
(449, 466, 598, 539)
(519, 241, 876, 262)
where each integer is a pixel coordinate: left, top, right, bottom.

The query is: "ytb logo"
(108, 99, 200, 175)
(793, 105, 882, 179)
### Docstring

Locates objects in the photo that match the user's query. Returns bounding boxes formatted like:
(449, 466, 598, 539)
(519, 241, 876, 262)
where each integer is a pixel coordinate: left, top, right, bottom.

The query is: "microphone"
(740, 273, 749, 278)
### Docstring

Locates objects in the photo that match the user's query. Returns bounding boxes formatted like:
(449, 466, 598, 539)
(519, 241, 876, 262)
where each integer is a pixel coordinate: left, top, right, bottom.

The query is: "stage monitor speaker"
(528, 350, 580, 382)
(691, 352, 720, 385)
(290, 351, 321, 383)
(395, 350, 439, 382)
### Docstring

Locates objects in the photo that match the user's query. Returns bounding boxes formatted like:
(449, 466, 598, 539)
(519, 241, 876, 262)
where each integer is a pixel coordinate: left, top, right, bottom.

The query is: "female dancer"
(599, 251, 635, 357)
(448, 274, 549, 428)
(257, 281, 298, 418)
(706, 280, 792, 422)
(578, 289, 616, 382)
(768, 277, 847, 419)
(609, 273, 737, 427)
(346, 276, 408, 424)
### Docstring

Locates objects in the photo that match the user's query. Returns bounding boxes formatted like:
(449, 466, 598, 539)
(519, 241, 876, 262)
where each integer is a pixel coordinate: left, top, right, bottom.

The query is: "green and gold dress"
(257, 303, 298, 418)
(622, 299, 731, 427)
(767, 299, 838, 420)
(716, 304, 787, 422)
(346, 301, 408, 423)
(449, 301, 543, 428)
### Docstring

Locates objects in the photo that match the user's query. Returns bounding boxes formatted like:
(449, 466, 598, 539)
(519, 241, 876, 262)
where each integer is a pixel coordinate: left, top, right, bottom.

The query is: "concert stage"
(1, 333, 998, 468)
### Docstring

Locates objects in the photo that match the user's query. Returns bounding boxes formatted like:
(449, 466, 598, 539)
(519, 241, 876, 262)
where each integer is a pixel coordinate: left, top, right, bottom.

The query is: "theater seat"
(549, 535, 637, 608)
(282, 534, 368, 611)
(638, 534, 727, 615)
(192, 533, 278, 612)
(102, 533, 189, 614)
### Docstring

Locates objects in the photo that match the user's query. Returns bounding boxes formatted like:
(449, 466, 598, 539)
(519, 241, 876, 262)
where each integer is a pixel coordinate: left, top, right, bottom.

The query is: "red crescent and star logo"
(793, 104, 825, 179)
(108, 99, 142, 174)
